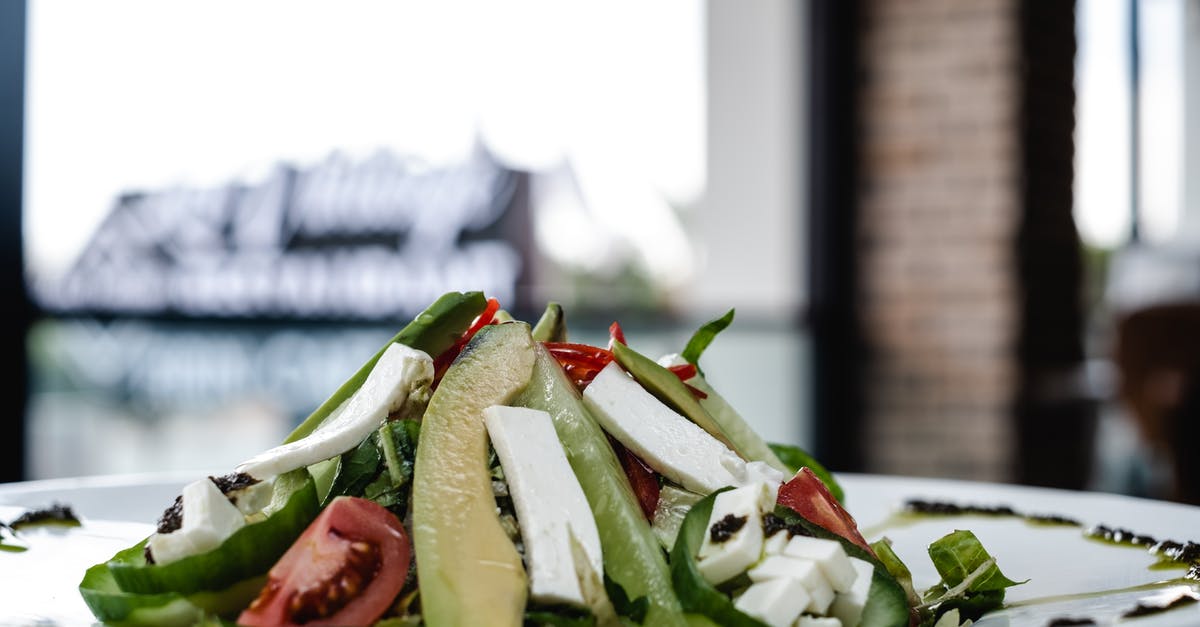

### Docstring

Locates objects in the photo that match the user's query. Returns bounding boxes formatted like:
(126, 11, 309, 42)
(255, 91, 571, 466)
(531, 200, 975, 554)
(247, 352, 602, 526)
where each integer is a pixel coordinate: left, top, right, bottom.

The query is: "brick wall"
(857, 0, 1022, 480)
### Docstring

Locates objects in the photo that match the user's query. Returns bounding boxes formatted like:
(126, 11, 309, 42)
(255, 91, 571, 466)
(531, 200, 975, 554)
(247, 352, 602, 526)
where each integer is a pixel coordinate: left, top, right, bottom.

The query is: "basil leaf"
(325, 433, 383, 505)
(927, 530, 1023, 592)
(870, 538, 920, 607)
(767, 442, 845, 503)
(681, 309, 735, 373)
(923, 530, 1024, 622)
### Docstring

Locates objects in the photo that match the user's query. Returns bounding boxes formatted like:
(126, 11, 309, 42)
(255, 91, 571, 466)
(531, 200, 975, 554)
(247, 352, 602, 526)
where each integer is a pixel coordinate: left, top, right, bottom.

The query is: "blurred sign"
(34, 150, 526, 320)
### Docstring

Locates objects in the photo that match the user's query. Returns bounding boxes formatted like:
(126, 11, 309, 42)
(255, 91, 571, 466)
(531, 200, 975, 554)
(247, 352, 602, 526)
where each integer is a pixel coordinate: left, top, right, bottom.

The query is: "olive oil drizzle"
(860, 497, 1200, 622)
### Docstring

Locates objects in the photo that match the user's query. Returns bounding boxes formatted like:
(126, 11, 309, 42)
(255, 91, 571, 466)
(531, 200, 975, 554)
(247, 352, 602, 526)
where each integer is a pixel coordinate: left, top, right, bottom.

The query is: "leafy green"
(871, 538, 920, 607)
(921, 530, 1025, 622)
(681, 309, 734, 374)
(768, 442, 844, 503)
(325, 433, 383, 504)
(325, 419, 421, 514)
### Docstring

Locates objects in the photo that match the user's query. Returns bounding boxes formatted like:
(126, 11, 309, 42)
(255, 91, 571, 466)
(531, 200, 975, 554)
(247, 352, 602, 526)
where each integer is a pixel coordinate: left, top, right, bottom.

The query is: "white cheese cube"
(763, 530, 791, 555)
(237, 342, 433, 479)
(784, 536, 858, 592)
(734, 578, 812, 627)
(747, 555, 834, 614)
(484, 406, 603, 607)
(696, 484, 770, 584)
(583, 363, 745, 494)
(148, 478, 246, 565)
(829, 558, 874, 627)
(796, 616, 843, 627)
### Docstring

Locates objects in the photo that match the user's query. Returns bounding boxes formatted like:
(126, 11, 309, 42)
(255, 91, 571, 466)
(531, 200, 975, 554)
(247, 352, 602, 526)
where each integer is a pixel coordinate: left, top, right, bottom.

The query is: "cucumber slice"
(79, 555, 265, 627)
(109, 471, 318, 595)
(518, 344, 689, 627)
(610, 341, 738, 452)
(285, 290, 486, 443)
(531, 302, 567, 342)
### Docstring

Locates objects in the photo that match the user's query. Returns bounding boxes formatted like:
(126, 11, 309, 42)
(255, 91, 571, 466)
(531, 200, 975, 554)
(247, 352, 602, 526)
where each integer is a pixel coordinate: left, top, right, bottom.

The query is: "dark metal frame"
(807, 0, 863, 472)
(0, 0, 28, 483)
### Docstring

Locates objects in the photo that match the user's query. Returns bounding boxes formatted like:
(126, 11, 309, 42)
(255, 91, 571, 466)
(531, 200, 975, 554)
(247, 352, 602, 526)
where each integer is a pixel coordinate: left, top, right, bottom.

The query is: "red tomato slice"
(776, 468, 876, 557)
(238, 497, 412, 627)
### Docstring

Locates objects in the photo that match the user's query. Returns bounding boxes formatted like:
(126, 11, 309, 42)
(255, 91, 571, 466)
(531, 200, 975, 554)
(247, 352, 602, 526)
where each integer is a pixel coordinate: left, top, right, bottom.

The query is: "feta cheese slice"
(747, 555, 835, 614)
(582, 362, 744, 494)
(237, 342, 433, 479)
(696, 482, 772, 585)
(147, 478, 246, 565)
(784, 536, 858, 592)
(484, 405, 603, 607)
(733, 578, 811, 627)
(829, 557, 875, 627)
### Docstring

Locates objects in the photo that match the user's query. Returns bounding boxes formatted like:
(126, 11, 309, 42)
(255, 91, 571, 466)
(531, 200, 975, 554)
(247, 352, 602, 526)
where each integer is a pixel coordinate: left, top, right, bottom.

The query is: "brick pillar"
(857, 1, 1022, 480)
(855, 0, 1083, 483)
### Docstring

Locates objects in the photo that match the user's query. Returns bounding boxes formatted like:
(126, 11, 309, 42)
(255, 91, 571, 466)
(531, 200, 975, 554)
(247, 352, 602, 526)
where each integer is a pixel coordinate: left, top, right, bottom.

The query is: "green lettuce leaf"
(681, 309, 735, 373)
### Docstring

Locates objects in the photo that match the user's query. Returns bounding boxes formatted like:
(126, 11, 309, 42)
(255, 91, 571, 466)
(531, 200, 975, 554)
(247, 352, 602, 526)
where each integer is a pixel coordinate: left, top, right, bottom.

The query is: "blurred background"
(0, 0, 1196, 505)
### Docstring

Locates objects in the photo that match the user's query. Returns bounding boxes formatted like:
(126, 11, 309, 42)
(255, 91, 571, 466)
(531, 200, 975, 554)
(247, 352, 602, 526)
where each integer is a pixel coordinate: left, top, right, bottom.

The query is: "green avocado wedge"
(517, 344, 689, 627)
(285, 291, 487, 444)
(412, 322, 536, 627)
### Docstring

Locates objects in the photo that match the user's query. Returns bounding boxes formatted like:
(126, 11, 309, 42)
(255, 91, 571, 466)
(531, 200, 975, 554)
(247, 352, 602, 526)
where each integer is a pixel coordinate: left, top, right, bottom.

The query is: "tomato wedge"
(776, 468, 876, 557)
(238, 497, 411, 627)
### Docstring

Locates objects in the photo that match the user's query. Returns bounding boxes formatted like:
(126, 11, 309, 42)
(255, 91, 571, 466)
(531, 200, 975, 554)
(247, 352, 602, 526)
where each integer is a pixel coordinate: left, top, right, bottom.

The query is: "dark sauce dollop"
(709, 514, 747, 543)
(9, 503, 81, 530)
(1121, 592, 1199, 618)
(903, 499, 1081, 527)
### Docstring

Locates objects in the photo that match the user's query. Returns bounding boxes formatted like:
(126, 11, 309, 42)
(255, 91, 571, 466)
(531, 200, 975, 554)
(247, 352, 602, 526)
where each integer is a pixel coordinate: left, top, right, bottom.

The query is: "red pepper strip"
(609, 436, 660, 520)
(608, 321, 627, 351)
(666, 363, 708, 399)
(544, 342, 614, 390)
(433, 297, 501, 381)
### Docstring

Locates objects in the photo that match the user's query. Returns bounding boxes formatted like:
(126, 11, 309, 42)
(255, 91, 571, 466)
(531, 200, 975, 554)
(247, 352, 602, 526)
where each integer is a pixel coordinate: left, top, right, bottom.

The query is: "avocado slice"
(412, 322, 536, 627)
(531, 301, 567, 342)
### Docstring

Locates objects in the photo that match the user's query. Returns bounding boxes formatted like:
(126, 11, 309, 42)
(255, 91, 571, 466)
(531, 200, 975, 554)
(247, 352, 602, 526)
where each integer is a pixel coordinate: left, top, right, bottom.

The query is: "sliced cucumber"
(518, 344, 689, 627)
(80, 552, 266, 626)
(610, 341, 738, 453)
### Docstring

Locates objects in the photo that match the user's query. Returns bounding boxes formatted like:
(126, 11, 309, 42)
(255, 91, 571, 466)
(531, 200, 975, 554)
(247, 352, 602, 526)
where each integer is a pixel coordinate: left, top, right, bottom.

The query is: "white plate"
(0, 472, 1197, 626)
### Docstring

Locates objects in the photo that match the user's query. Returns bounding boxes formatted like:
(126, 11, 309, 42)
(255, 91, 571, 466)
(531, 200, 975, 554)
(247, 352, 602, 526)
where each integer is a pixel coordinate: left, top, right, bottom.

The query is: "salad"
(78, 291, 1020, 627)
